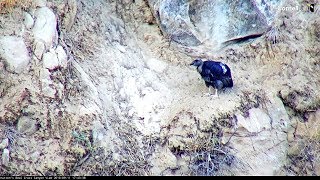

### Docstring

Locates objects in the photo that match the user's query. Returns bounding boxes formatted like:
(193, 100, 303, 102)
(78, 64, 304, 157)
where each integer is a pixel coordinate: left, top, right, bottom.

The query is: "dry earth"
(0, 0, 319, 176)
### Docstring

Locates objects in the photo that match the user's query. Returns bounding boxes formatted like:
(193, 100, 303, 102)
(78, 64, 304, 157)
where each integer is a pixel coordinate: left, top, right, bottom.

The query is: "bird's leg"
(208, 87, 218, 98)
(213, 88, 218, 98)
(204, 86, 212, 96)
(204, 89, 210, 96)
(206, 86, 218, 97)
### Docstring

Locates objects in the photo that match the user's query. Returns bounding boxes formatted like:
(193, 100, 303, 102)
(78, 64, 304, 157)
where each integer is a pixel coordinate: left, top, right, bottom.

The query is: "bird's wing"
(205, 61, 232, 78)
(203, 62, 223, 76)
(202, 75, 211, 82)
(219, 63, 228, 74)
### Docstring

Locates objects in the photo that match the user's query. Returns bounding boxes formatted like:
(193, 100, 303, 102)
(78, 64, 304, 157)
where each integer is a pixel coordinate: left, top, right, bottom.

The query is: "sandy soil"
(0, 0, 319, 176)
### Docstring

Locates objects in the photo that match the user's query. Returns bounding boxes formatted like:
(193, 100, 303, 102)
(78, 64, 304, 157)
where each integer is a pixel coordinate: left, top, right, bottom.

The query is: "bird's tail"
(222, 77, 233, 87)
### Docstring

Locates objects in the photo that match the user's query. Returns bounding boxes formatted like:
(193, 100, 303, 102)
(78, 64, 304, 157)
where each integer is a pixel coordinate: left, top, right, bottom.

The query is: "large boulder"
(0, 36, 30, 74)
(222, 94, 289, 175)
(147, 0, 283, 51)
(32, 7, 58, 50)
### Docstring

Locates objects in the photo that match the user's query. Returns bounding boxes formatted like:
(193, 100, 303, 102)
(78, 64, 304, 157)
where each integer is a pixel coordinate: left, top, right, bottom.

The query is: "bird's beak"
(190, 62, 194, 66)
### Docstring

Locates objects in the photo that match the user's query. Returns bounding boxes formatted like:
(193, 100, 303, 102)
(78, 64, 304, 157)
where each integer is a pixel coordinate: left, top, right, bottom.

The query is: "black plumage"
(190, 59, 233, 96)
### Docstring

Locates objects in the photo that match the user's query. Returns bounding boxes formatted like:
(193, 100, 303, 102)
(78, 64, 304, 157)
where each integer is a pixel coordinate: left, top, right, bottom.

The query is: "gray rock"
(266, 94, 289, 130)
(316, 162, 320, 176)
(92, 121, 108, 147)
(91, 121, 117, 153)
(287, 141, 304, 157)
(55, 45, 68, 68)
(32, 7, 58, 50)
(236, 108, 271, 133)
(0, 61, 4, 71)
(0, 138, 9, 150)
(17, 116, 38, 135)
(295, 110, 320, 140)
(150, 146, 178, 175)
(148, 0, 283, 50)
(42, 85, 56, 98)
(30, 151, 40, 163)
(43, 46, 68, 70)
(56, 82, 64, 99)
(223, 107, 287, 175)
(33, 40, 46, 60)
(24, 12, 34, 29)
(0, 36, 30, 74)
(254, 0, 284, 26)
(157, 0, 201, 46)
(2, 148, 10, 166)
(40, 67, 51, 82)
(43, 49, 59, 70)
(34, 0, 47, 7)
(39, 68, 56, 98)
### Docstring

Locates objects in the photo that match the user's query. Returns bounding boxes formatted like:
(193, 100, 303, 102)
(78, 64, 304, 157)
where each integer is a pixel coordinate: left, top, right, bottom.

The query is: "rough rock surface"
(147, 0, 283, 51)
(17, 116, 38, 136)
(0, 139, 8, 150)
(0, 36, 30, 74)
(0, 0, 319, 176)
(2, 148, 10, 166)
(32, 7, 58, 50)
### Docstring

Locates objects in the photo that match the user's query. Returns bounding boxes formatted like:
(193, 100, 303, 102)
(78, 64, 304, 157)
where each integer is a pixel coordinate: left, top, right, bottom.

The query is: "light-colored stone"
(40, 68, 56, 98)
(43, 47, 68, 70)
(32, 7, 57, 50)
(287, 131, 295, 143)
(56, 82, 64, 99)
(56, 45, 68, 68)
(148, 0, 282, 51)
(24, 12, 34, 29)
(0, 36, 30, 74)
(40, 67, 51, 81)
(266, 95, 290, 130)
(17, 116, 38, 135)
(42, 84, 56, 98)
(91, 120, 116, 153)
(287, 141, 304, 157)
(116, 44, 126, 53)
(228, 129, 287, 175)
(33, 40, 46, 60)
(237, 108, 271, 133)
(295, 121, 307, 139)
(34, 0, 47, 7)
(43, 49, 59, 70)
(2, 148, 10, 166)
(92, 120, 107, 146)
(227, 107, 288, 175)
(315, 161, 320, 176)
(295, 110, 320, 140)
(30, 151, 40, 163)
(306, 110, 320, 139)
(0, 61, 4, 71)
(150, 146, 178, 175)
(0, 138, 9, 150)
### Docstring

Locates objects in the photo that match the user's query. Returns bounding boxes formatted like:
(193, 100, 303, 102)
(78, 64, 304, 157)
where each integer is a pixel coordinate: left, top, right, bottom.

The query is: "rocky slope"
(0, 0, 319, 176)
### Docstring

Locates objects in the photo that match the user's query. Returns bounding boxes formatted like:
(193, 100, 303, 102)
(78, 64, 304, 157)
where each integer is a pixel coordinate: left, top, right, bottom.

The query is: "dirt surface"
(0, 0, 319, 176)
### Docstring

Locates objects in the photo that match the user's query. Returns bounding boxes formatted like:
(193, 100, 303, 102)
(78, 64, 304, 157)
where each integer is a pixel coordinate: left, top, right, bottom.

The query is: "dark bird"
(190, 59, 233, 97)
